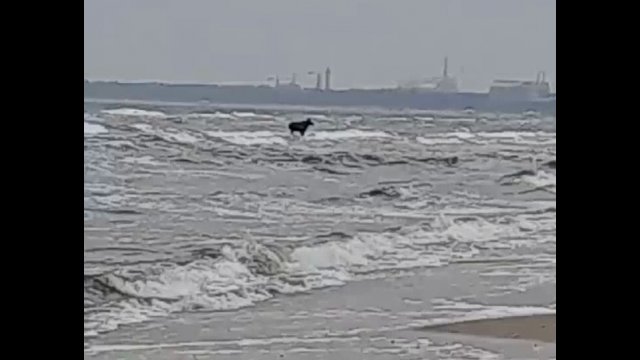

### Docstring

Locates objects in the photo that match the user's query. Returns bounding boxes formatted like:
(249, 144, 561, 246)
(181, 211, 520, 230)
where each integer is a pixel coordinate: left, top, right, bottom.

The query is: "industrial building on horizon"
(84, 56, 555, 114)
(397, 57, 459, 94)
(266, 57, 552, 101)
(274, 67, 333, 92)
(488, 71, 551, 101)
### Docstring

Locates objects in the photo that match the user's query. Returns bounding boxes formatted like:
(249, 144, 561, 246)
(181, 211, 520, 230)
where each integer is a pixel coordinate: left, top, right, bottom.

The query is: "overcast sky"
(84, 0, 555, 92)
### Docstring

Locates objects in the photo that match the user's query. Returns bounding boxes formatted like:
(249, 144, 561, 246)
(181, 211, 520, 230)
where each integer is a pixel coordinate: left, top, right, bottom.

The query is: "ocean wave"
(499, 169, 556, 193)
(416, 136, 464, 145)
(85, 105, 556, 342)
(184, 112, 237, 120)
(206, 130, 288, 146)
(83, 212, 551, 337)
(357, 186, 402, 199)
(307, 129, 394, 141)
(131, 123, 203, 144)
(101, 108, 167, 117)
(305, 114, 333, 122)
(231, 111, 275, 120)
(84, 113, 105, 123)
(84, 122, 108, 135)
(521, 171, 556, 193)
(84, 241, 348, 337)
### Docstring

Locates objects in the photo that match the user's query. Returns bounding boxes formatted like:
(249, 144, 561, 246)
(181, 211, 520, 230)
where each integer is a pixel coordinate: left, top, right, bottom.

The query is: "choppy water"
(84, 103, 556, 358)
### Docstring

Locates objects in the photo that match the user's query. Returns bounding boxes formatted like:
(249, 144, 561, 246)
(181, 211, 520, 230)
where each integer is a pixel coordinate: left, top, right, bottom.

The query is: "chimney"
(443, 57, 449, 78)
(324, 67, 331, 91)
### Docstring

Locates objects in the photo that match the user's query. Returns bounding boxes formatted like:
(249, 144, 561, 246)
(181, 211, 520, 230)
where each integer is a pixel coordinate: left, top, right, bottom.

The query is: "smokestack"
(443, 57, 449, 78)
(325, 67, 331, 91)
(316, 73, 322, 90)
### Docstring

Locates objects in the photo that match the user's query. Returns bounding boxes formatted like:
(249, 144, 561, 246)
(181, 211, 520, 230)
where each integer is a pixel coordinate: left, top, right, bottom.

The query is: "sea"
(84, 100, 556, 359)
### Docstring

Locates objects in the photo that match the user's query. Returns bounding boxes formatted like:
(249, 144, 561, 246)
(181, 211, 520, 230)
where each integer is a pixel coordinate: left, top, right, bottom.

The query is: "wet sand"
(425, 314, 556, 343)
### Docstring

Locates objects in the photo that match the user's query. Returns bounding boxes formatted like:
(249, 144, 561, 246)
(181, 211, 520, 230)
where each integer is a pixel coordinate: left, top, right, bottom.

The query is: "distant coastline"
(84, 80, 556, 115)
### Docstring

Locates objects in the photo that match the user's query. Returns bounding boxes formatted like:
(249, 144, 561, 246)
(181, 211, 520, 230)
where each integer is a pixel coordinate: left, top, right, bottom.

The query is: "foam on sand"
(418, 299, 556, 342)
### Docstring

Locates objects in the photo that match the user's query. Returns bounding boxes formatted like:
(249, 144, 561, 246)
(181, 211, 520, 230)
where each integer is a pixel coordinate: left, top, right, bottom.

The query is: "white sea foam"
(448, 131, 475, 140)
(436, 117, 477, 123)
(307, 129, 393, 141)
(522, 171, 556, 192)
(206, 130, 288, 146)
(184, 112, 237, 120)
(84, 242, 343, 337)
(85, 192, 554, 339)
(477, 131, 544, 139)
(131, 123, 202, 144)
(84, 122, 108, 135)
(288, 216, 528, 275)
(379, 116, 410, 122)
(101, 108, 167, 117)
(87, 215, 536, 337)
(231, 111, 275, 120)
(120, 155, 163, 167)
(84, 113, 105, 123)
(414, 116, 435, 122)
(423, 299, 556, 328)
(306, 114, 333, 122)
(416, 130, 555, 147)
(416, 136, 463, 145)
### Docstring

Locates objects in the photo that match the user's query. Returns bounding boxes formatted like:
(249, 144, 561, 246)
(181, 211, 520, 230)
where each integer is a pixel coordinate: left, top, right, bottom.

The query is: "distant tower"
(435, 57, 458, 93)
(324, 67, 331, 91)
(275, 75, 280, 87)
(291, 73, 297, 85)
(537, 71, 547, 84)
(316, 73, 322, 90)
(443, 57, 449, 78)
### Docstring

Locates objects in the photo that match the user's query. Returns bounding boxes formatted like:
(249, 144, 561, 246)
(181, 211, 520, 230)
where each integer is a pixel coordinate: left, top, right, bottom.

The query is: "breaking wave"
(100, 108, 168, 117)
(84, 211, 553, 337)
(84, 122, 108, 136)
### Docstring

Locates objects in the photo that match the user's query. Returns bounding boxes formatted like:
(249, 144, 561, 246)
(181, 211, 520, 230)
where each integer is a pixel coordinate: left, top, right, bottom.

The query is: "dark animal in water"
(288, 118, 314, 136)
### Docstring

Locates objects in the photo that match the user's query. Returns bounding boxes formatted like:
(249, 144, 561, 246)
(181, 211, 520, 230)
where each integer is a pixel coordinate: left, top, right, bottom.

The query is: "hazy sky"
(84, 0, 555, 92)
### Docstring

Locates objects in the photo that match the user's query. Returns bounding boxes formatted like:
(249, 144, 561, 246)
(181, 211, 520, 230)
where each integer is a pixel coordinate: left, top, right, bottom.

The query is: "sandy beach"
(425, 314, 556, 343)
